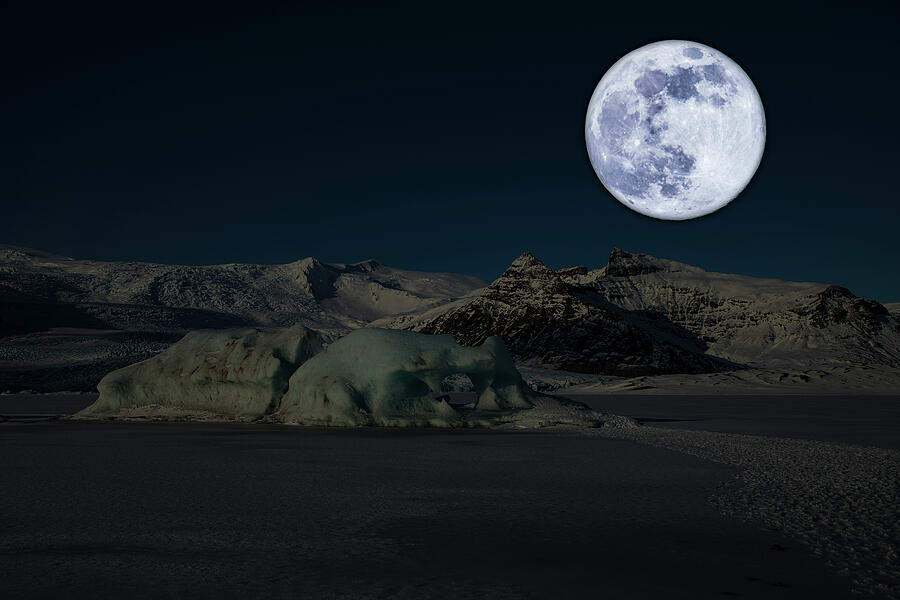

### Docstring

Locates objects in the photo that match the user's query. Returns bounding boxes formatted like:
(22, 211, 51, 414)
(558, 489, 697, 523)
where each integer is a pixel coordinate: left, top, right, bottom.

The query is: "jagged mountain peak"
(509, 250, 544, 267)
(487, 252, 570, 298)
(387, 247, 900, 378)
(498, 252, 556, 278)
(603, 248, 701, 277)
(799, 284, 890, 329)
(410, 250, 726, 376)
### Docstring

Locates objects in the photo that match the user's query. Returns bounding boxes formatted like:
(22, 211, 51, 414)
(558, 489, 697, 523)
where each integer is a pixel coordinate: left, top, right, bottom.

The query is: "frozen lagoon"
(2, 394, 898, 598)
(0, 419, 849, 599)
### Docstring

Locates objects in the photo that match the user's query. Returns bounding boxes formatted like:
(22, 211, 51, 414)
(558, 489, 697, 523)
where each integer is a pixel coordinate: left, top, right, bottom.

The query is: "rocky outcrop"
(795, 285, 889, 330)
(602, 248, 666, 277)
(410, 252, 728, 376)
(566, 249, 900, 369)
(376, 248, 900, 377)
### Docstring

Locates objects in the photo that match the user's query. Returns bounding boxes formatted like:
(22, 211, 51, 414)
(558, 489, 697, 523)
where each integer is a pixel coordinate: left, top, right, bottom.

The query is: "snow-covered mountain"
(375, 249, 900, 382)
(0, 245, 485, 336)
(563, 249, 900, 369)
(375, 252, 730, 376)
(3, 244, 898, 393)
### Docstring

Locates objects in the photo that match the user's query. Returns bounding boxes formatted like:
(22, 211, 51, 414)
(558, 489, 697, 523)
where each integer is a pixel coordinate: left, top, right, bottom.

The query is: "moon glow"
(585, 40, 766, 220)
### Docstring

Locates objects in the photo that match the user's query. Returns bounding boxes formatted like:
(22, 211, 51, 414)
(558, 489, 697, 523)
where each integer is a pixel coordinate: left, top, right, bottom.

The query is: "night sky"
(3, 3, 898, 301)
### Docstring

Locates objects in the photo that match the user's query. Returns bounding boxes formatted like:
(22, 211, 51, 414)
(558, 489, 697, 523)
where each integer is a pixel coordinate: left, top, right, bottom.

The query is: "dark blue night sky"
(3, 3, 898, 301)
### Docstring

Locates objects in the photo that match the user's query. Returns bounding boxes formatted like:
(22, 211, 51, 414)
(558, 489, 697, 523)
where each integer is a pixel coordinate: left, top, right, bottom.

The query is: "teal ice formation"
(77, 327, 600, 427)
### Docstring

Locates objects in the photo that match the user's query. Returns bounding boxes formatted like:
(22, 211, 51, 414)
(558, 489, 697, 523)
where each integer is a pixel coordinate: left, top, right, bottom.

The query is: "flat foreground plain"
(2, 394, 897, 598)
(568, 394, 900, 449)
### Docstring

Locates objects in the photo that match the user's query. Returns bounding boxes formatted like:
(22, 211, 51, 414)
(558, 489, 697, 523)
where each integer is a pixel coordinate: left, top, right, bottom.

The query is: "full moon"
(585, 40, 765, 220)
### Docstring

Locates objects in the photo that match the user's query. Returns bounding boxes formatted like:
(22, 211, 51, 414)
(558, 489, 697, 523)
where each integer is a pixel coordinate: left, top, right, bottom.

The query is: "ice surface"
(79, 325, 323, 419)
(276, 328, 534, 426)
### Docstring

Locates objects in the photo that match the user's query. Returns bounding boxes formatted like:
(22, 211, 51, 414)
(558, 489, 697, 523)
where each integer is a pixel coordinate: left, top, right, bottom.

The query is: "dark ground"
(6, 393, 900, 450)
(0, 394, 869, 599)
(569, 394, 900, 450)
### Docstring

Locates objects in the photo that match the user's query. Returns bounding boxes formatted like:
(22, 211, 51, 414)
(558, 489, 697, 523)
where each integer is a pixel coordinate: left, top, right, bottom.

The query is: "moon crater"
(586, 41, 766, 219)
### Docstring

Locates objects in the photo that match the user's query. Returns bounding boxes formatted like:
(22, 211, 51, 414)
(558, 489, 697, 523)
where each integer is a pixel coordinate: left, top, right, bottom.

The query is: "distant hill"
(0, 244, 484, 337)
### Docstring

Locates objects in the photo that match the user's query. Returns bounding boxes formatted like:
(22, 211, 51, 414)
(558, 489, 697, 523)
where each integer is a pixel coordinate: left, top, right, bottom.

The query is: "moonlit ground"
(6, 394, 900, 597)
(1, 409, 853, 599)
(585, 40, 765, 220)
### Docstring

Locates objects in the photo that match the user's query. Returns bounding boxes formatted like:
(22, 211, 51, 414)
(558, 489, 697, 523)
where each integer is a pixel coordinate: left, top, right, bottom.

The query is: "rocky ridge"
(393, 252, 730, 376)
(376, 249, 900, 381)
(561, 249, 900, 369)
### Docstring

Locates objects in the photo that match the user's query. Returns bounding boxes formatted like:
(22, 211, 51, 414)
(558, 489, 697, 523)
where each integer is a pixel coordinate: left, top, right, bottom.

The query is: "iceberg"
(77, 326, 608, 428)
(276, 328, 533, 426)
(79, 325, 323, 419)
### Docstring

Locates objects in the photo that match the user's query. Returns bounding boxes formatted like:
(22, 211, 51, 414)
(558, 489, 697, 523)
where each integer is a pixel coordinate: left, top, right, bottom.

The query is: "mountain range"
(0, 244, 483, 336)
(2, 244, 898, 393)
(379, 249, 899, 369)
(378, 249, 900, 393)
